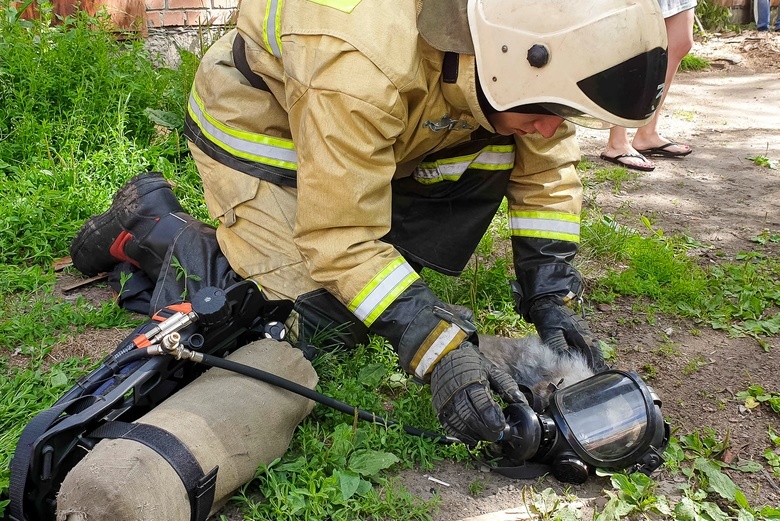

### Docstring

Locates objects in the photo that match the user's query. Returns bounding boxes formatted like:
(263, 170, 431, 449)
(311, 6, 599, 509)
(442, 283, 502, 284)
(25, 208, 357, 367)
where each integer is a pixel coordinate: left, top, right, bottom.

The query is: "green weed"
(0, 5, 200, 268)
(0, 292, 139, 356)
(748, 155, 779, 170)
(750, 230, 780, 245)
(599, 340, 618, 363)
(736, 385, 780, 414)
(171, 255, 203, 300)
(525, 487, 581, 520)
(678, 428, 728, 460)
(596, 472, 673, 520)
(766, 449, 780, 477)
(576, 157, 595, 171)
(765, 434, 780, 478)
(681, 356, 707, 375)
(597, 430, 780, 520)
(579, 212, 637, 267)
(654, 337, 681, 358)
(679, 54, 710, 72)
(468, 478, 486, 496)
(702, 253, 780, 344)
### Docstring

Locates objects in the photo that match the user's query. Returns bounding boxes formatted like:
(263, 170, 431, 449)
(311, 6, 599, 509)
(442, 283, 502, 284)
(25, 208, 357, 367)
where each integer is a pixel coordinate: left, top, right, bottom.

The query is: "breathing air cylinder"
(55, 339, 317, 521)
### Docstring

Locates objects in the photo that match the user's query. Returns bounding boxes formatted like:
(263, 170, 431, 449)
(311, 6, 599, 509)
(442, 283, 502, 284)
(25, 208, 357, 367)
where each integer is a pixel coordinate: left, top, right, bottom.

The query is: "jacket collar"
(417, 0, 474, 55)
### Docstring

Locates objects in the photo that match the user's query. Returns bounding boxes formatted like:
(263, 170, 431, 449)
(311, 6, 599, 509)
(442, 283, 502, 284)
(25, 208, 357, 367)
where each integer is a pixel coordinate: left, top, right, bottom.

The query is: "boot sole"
(70, 173, 176, 276)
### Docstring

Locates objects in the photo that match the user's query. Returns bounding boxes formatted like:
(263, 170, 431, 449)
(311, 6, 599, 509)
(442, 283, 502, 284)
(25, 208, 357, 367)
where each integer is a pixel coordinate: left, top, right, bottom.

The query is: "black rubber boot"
(70, 172, 185, 277)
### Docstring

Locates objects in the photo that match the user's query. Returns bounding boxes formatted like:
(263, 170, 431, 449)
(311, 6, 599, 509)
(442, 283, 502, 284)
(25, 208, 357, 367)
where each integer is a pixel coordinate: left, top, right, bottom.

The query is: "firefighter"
(71, 0, 668, 447)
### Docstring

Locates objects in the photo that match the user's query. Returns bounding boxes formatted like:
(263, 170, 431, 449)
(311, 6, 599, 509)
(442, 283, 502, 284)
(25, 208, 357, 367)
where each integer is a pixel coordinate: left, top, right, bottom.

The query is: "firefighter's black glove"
(430, 342, 527, 445)
(528, 296, 607, 372)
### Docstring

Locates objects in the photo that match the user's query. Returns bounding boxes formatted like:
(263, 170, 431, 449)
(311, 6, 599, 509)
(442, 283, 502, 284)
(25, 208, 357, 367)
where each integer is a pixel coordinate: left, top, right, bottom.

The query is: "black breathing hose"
(197, 352, 461, 445)
(110, 337, 460, 444)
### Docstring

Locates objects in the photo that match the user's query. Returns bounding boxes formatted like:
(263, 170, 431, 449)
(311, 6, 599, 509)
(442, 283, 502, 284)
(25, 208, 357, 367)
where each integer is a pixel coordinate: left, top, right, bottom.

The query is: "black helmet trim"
(577, 47, 669, 122)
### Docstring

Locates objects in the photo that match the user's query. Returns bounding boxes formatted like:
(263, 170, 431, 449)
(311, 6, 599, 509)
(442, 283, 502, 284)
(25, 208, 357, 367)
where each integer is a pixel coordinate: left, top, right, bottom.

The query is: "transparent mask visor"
(554, 372, 649, 461)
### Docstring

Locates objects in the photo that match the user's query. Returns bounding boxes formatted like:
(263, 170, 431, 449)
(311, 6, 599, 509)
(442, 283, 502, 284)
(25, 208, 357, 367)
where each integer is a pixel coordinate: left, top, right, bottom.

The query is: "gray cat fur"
(478, 334, 594, 408)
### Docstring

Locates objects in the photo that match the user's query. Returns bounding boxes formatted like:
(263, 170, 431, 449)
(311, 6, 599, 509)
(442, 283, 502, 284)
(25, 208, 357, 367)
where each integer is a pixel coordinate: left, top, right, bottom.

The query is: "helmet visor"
(551, 371, 652, 464)
(537, 47, 668, 129)
(576, 47, 668, 125)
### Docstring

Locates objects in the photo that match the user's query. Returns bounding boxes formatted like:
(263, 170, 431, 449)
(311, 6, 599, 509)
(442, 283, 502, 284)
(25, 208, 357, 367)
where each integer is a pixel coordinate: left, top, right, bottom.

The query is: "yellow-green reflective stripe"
(263, 0, 283, 58)
(188, 91, 298, 169)
(306, 0, 362, 13)
(511, 229, 580, 242)
(349, 258, 420, 327)
(415, 145, 514, 184)
(509, 211, 580, 243)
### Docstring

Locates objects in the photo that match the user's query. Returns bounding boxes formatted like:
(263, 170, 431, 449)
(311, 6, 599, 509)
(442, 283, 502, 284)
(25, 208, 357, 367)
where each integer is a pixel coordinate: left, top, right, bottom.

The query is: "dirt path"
(396, 31, 780, 520)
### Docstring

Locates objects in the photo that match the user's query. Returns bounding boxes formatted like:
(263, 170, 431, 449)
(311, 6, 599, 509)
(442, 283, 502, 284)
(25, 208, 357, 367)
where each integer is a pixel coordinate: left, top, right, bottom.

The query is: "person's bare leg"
(601, 126, 655, 170)
(632, 8, 695, 154)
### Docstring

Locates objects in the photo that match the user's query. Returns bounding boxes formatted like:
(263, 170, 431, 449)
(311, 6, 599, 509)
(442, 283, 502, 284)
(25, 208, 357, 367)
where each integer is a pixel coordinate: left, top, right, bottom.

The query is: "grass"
(680, 54, 710, 72)
(233, 338, 469, 520)
(0, 10, 466, 518)
(1, 4, 779, 520)
(586, 165, 642, 194)
(580, 213, 780, 349)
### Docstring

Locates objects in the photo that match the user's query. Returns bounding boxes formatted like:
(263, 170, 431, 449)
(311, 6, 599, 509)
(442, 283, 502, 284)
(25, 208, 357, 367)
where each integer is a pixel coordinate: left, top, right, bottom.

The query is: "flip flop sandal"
(636, 142, 692, 158)
(599, 152, 655, 172)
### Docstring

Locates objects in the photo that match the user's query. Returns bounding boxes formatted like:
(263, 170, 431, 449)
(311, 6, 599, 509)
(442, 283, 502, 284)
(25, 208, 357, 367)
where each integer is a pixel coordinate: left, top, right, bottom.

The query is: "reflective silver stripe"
(413, 146, 514, 184)
(265, 0, 283, 58)
(414, 324, 463, 379)
(349, 259, 419, 326)
(187, 93, 298, 169)
(471, 150, 515, 169)
(509, 211, 580, 242)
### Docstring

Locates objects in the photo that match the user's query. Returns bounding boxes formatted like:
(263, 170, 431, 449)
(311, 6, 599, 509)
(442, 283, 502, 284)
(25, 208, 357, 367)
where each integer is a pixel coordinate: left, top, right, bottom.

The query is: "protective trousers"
(192, 143, 373, 350)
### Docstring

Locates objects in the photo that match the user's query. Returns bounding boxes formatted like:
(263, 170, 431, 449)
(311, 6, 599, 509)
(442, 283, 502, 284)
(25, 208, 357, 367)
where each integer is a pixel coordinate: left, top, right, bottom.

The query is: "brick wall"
(144, 0, 239, 28)
(15, 0, 241, 30)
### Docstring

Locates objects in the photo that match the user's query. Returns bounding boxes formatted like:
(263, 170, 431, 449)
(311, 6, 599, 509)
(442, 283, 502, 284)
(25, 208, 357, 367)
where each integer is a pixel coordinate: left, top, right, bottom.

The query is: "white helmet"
(467, 0, 668, 128)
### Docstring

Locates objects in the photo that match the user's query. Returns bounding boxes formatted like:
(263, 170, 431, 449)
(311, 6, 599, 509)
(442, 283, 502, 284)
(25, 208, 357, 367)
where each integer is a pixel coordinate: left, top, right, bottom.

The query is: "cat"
(478, 333, 594, 409)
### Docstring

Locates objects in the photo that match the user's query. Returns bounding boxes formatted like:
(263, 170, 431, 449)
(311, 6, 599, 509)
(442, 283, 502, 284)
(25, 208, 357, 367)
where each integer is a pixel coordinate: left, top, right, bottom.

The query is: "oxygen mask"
(493, 370, 670, 483)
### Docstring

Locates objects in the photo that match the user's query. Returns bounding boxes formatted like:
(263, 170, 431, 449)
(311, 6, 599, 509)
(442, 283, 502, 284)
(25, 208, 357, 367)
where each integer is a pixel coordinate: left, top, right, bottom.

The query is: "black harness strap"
(442, 52, 459, 84)
(88, 421, 218, 521)
(232, 33, 271, 92)
(9, 399, 78, 521)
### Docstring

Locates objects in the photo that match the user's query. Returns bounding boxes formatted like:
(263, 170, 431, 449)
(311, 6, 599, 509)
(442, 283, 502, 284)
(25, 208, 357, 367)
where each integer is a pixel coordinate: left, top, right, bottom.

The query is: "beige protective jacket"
(186, 0, 582, 373)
